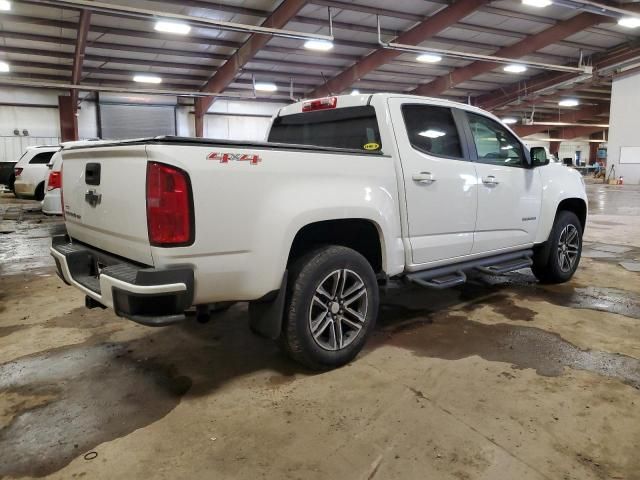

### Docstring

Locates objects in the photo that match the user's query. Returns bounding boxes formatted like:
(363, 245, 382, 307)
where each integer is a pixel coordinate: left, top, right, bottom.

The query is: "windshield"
(268, 105, 382, 152)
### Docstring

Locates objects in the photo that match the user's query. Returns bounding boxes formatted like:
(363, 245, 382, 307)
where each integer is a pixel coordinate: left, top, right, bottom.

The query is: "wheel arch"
(557, 197, 587, 232)
(287, 218, 385, 275)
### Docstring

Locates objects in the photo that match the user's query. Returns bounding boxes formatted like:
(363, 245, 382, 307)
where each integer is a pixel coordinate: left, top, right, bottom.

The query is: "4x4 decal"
(207, 152, 261, 165)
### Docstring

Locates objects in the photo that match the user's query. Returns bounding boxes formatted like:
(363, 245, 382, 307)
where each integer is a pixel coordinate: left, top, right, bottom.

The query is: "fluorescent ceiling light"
(618, 17, 640, 29)
(419, 129, 446, 139)
(255, 82, 278, 92)
(416, 53, 442, 63)
(502, 117, 518, 125)
(350, 89, 360, 95)
(558, 98, 579, 107)
(304, 39, 333, 51)
(155, 21, 191, 35)
(133, 75, 162, 84)
(522, 0, 552, 7)
(504, 64, 527, 74)
(0, 61, 9, 72)
(0, 1, 10, 11)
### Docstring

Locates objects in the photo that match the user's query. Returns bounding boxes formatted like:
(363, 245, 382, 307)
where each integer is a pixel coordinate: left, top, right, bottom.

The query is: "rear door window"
(29, 151, 56, 164)
(401, 104, 464, 159)
(268, 106, 382, 151)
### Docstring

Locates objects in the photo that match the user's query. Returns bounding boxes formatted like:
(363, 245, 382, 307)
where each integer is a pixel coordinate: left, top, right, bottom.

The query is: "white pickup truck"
(51, 93, 587, 369)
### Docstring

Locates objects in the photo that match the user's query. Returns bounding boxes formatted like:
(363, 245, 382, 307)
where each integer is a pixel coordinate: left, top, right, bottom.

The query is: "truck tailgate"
(61, 145, 153, 265)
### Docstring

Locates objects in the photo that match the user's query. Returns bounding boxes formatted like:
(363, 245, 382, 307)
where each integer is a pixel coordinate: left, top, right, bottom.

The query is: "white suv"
(13, 145, 60, 200)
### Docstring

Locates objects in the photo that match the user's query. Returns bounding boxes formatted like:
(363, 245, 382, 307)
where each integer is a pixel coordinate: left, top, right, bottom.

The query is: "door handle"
(482, 175, 499, 186)
(412, 172, 436, 185)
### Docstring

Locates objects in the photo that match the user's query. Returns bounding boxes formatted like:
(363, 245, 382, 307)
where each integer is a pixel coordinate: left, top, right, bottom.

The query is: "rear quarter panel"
(145, 144, 404, 304)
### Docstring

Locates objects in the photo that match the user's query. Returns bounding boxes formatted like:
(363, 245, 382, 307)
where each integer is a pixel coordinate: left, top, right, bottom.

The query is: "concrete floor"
(0, 183, 639, 480)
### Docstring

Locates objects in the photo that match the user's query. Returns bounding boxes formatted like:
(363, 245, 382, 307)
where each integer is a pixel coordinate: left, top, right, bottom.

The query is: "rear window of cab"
(268, 106, 382, 152)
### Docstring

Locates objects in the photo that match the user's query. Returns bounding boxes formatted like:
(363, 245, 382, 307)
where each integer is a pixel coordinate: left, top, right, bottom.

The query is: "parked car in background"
(13, 145, 60, 200)
(42, 151, 63, 215)
(0, 156, 19, 191)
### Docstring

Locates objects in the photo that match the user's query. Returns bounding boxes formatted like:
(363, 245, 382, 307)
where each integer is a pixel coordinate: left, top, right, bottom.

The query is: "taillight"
(14, 167, 23, 177)
(146, 162, 193, 246)
(302, 97, 337, 112)
(47, 171, 61, 191)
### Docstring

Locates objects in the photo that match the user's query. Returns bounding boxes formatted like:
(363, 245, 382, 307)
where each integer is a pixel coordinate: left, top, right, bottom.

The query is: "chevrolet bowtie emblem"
(85, 190, 102, 207)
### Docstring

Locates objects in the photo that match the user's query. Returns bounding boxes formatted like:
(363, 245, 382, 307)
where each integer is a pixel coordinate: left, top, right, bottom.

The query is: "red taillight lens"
(14, 167, 23, 177)
(47, 171, 61, 191)
(146, 162, 193, 246)
(302, 97, 337, 112)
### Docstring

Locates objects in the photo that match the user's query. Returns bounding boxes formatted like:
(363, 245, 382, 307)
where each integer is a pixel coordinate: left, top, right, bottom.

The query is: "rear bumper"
(42, 189, 62, 215)
(51, 235, 194, 326)
(13, 180, 34, 197)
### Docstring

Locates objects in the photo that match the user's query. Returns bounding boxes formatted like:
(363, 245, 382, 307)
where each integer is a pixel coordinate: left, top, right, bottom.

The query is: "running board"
(475, 257, 533, 275)
(407, 250, 533, 289)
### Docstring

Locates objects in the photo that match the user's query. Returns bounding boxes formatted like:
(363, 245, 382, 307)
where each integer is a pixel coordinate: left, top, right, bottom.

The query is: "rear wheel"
(532, 210, 582, 284)
(34, 182, 45, 201)
(280, 246, 379, 370)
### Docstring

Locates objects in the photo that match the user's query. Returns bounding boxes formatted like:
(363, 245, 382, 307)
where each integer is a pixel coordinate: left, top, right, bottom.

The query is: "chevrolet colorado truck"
(51, 93, 587, 369)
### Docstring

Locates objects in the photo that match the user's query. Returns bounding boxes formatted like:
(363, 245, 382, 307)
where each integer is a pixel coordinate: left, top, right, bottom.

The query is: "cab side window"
(29, 152, 56, 165)
(466, 112, 525, 167)
(402, 105, 463, 159)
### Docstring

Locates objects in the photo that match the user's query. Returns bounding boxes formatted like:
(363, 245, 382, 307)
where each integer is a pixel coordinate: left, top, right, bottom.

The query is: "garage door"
(99, 104, 176, 139)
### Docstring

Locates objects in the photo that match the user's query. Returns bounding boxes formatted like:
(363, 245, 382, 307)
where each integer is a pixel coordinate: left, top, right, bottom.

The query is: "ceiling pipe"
(554, 0, 640, 20)
(0, 78, 266, 99)
(376, 15, 592, 74)
(27, 0, 334, 42)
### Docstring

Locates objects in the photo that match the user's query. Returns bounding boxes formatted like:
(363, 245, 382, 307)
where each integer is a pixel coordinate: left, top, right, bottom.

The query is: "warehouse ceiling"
(1, 0, 640, 136)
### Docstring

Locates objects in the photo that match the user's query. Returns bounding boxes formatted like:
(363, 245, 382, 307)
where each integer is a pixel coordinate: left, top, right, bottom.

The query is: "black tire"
(280, 245, 379, 370)
(532, 210, 583, 284)
(34, 182, 45, 201)
(8, 173, 15, 192)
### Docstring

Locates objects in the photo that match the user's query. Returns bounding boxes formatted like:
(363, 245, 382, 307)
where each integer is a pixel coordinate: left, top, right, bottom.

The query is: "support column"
(194, 98, 205, 138)
(549, 140, 560, 158)
(589, 141, 599, 165)
(58, 95, 78, 142)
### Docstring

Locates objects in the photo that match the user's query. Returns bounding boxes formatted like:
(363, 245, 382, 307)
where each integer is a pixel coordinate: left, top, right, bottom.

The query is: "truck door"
(462, 111, 542, 253)
(388, 98, 478, 266)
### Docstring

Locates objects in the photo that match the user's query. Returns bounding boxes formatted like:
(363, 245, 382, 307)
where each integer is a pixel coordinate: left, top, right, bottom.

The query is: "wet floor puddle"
(373, 308, 640, 390)
(0, 343, 191, 478)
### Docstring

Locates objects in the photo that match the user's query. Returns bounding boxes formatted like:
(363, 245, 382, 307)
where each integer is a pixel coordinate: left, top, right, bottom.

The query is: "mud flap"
(248, 271, 287, 340)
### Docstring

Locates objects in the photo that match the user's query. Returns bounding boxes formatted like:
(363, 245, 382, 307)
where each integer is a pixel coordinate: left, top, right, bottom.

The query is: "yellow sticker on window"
(364, 142, 380, 151)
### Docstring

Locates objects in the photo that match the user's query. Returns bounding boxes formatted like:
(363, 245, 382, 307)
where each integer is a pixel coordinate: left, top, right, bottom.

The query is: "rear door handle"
(412, 172, 436, 185)
(482, 175, 499, 186)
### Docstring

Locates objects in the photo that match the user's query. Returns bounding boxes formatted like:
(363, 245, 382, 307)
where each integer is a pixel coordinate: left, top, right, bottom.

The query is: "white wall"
(608, 69, 640, 184)
(0, 89, 286, 162)
(0, 87, 97, 162)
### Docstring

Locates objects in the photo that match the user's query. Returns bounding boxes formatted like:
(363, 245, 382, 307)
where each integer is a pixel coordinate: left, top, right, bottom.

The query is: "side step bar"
(407, 250, 533, 290)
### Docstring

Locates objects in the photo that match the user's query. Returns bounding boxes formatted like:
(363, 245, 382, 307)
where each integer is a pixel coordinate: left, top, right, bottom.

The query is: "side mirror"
(530, 147, 550, 167)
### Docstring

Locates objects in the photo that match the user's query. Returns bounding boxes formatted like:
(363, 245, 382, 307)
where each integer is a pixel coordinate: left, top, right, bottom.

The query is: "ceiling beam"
(306, 0, 489, 99)
(476, 43, 640, 112)
(412, 12, 604, 97)
(194, 0, 308, 134)
(512, 103, 610, 136)
(70, 9, 91, 106)
(550, 125, 608, 139)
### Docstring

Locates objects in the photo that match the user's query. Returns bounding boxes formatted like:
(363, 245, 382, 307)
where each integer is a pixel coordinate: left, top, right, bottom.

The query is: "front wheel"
(280, 246, 379, 370)
(532, 210, 583, 284)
